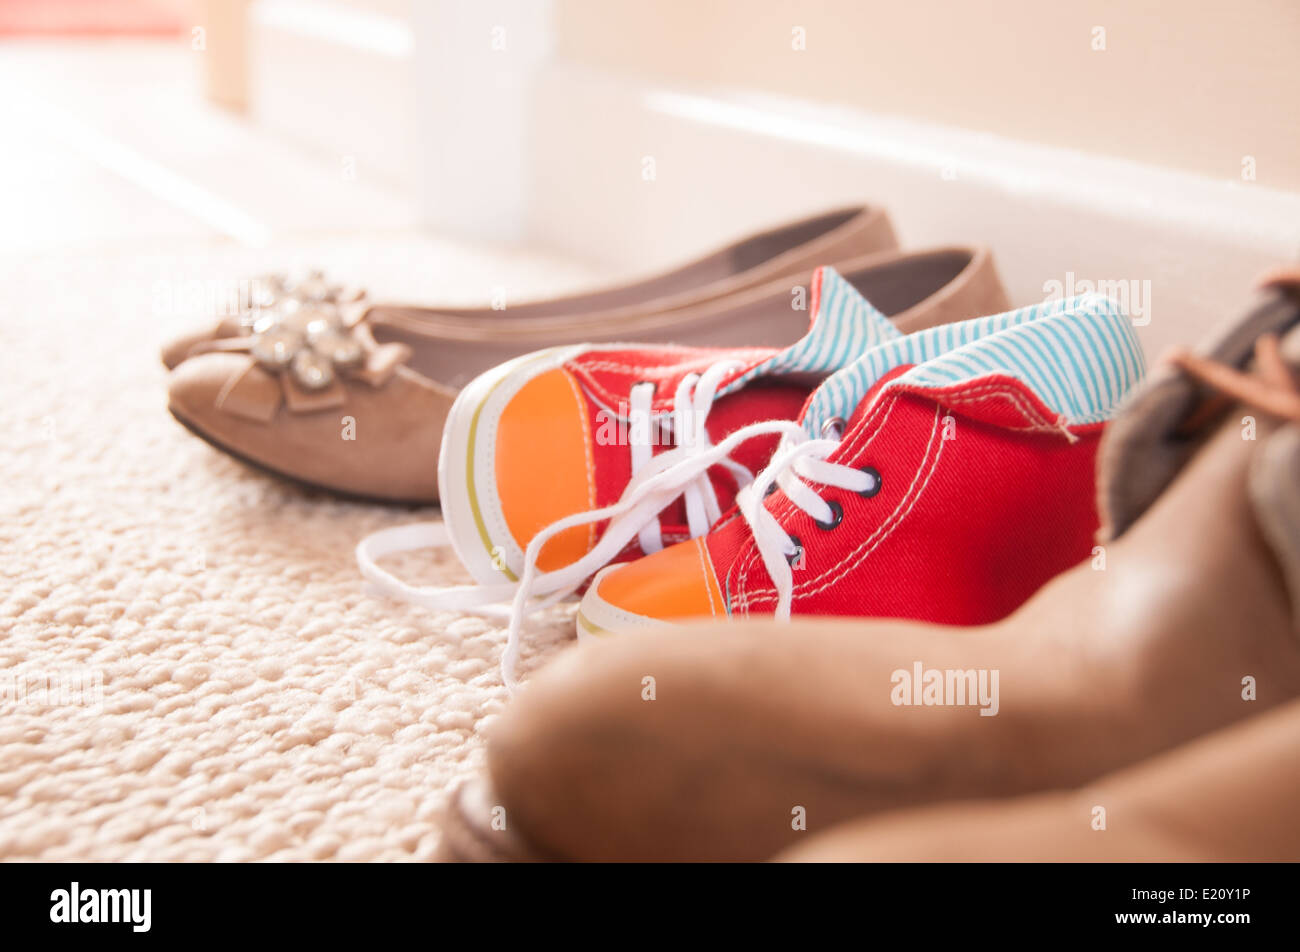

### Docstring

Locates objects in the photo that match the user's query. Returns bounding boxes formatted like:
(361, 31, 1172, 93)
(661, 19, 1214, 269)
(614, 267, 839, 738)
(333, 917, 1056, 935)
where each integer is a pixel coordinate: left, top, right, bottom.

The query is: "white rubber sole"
(573, 565, 674, 642)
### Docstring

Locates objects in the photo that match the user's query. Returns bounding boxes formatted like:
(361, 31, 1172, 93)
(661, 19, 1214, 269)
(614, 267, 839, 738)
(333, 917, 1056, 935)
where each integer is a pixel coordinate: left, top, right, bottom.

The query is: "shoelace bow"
(1170, 333, 1300, 429)
(357, 360, 807, 691)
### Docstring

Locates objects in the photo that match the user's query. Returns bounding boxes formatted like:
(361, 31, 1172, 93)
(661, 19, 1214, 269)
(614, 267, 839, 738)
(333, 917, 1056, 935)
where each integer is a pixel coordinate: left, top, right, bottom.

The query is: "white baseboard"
(527, 61, 1300, 356)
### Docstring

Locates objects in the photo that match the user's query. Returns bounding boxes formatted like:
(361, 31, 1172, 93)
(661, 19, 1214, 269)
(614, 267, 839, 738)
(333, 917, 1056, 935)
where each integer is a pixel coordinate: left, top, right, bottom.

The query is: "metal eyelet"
(857, 466, 883, 498)
(819, 416, 847, 440)
(814, 500, 843, 531)
(784, 535, 804, 566)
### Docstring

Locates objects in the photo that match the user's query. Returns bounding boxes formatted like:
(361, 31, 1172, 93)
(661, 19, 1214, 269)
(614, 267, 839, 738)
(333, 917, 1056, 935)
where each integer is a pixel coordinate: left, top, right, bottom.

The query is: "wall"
(555, 0, 1300, 190)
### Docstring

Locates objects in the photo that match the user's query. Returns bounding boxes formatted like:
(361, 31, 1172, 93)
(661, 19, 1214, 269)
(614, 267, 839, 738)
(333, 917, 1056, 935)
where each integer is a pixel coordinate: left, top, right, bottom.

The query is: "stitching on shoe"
(694, 537, 719, 617)
(734, 403, 943, 612)
(930, 381, 1062, 432)
(787, 406, 945, 602)
(729, 375, 1078, 613)
(780, 380, 1092, 600)
(731, 392, 900, 610)
(567, 349, 774, 410)
(574, 350, 771, 377)
(731, 394, 898, 610)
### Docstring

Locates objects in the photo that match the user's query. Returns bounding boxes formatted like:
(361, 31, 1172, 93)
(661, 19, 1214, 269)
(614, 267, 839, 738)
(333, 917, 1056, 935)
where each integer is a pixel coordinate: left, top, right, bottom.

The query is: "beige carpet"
(0, 235, 603, 860)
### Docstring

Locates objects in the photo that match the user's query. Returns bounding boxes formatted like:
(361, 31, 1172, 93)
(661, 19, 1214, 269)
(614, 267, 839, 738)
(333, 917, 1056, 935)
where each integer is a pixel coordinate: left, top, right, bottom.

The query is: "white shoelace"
(734, 429, 878, 620)
(356, 360, 803, 692)
(630, 360, 755, 553)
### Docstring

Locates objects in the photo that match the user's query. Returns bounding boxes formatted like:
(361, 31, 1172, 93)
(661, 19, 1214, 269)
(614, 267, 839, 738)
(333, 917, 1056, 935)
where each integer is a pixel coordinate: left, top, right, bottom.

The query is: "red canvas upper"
(569, 361, 812, 557)
(584, 369, 1105, 627)
(437, 263, 936, 588)
(556, 266, 897, 561)
(723, 373, 1102, 621)
(566, 344, 779, 413)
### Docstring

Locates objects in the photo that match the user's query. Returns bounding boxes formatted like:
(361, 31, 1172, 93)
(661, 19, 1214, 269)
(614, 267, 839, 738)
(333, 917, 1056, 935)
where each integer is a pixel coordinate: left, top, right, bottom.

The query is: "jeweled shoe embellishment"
(248, 299, 366, 391)
(195, 272, 411, 421)
(237, 270, 367, 332)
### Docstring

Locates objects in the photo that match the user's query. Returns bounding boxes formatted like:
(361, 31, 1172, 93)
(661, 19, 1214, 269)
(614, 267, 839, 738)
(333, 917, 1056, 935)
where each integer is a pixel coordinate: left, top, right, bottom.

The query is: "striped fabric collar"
(719, 265, 903, 394)
(789, 272, 1147, 434)
(563, 266, 899, 419)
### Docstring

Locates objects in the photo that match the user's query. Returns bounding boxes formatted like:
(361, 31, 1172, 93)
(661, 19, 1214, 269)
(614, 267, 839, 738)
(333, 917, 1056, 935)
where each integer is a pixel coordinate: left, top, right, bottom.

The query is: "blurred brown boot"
(778, 694, 1300, 862)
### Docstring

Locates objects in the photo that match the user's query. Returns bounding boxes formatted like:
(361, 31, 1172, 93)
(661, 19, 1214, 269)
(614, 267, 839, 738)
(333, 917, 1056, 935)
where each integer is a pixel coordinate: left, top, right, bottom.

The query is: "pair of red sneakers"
(359, 266, 1145, 688)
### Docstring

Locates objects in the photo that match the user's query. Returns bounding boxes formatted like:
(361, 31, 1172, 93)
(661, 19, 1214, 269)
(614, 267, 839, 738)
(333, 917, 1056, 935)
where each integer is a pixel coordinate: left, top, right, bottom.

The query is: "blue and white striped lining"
(714, 265, 1146, 432)
(800, 289, 1146, 433)
(721, 267, 903, 392)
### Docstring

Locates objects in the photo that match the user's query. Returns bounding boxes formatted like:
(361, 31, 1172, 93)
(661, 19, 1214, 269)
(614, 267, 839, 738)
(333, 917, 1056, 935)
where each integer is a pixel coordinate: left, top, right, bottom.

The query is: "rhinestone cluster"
(239, 270, 362, 323)
(239, 272, 367, 391)
(248, 300, 365, 391)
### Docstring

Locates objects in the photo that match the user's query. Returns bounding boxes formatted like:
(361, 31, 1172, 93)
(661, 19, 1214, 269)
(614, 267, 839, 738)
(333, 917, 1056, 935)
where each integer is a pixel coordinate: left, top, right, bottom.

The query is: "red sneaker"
(356, 261, 925, 630)
(432, 254, 1000, 584)
(575, 294, 1146, 634)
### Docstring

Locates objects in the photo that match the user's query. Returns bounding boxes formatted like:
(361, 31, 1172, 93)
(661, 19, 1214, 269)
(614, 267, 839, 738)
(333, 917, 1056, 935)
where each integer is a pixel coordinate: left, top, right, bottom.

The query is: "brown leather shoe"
(167, 245, 1007, 503)
(160, 206, 895, 370)
(777, 694, 1300, 862)
(442, 276, 1300, 861)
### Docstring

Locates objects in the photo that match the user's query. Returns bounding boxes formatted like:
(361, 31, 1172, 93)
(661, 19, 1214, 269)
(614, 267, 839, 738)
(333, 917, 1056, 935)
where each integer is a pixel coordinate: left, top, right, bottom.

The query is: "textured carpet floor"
(0, 234, 603, 860)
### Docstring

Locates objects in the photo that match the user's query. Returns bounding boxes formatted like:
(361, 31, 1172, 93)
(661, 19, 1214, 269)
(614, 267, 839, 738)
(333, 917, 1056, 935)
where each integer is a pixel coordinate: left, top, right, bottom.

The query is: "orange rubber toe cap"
(494, 367, 598, 572)
(578, 537, 727, 635)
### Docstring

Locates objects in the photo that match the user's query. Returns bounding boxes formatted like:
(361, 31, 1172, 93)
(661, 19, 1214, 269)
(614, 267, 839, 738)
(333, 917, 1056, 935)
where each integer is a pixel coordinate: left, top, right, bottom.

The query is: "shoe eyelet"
(819, 416, 847, 440)
(784, 535, 803, 566)
(814, 500, 843, 531)
(763, 482, 778, 497)
(857, 466, 882, 498)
